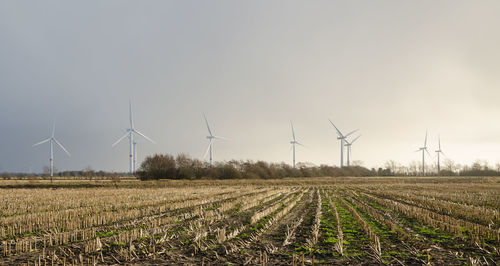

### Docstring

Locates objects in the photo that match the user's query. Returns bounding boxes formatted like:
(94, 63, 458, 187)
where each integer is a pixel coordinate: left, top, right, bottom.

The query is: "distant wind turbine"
(416, 131, 432, 176)
(345, 135, 361, 167)
(32, 122, 70, 177)
(435, 135, 446, 173)
(203, 115, 227, 166)
(112, 101, 154, 174)
(329, 120, 358, 167)
(289, 121, 305, 168)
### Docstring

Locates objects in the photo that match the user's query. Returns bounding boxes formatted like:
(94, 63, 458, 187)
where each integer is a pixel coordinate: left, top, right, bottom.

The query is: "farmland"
(0, 177, 499, 265)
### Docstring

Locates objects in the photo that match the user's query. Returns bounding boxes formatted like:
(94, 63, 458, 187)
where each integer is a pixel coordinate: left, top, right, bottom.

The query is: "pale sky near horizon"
(1, 1, 500, 173)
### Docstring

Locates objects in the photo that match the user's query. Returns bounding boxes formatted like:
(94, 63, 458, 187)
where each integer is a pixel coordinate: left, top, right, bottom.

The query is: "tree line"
(137, 153, 376, 180)
(137, 154, 500, 180)
(382, 159, 500, 176)
(2, 155, 499, 180)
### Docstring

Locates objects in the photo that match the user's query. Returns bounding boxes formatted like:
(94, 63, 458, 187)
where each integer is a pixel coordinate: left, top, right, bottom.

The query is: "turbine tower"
(345, 135, 361, 167)
(416, 131, 431, 176)
(203, 115, 227, 166)
(133, 140, 137, 173)
(32, 122, 71, 178)
(435, 135, 445, 173)
(289, 121, 304, 168)
(112, 101, 154, 174)
(329, 120, 358, 167)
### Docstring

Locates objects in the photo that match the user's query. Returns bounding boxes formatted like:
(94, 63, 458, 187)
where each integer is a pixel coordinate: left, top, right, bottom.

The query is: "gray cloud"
(1, 1, 500, 172)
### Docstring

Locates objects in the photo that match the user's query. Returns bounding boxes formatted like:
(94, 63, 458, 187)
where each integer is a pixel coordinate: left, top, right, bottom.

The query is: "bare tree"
(443, 159, 455, 173)
(83, 166, 95, 181)
(408, 161, 419, 176)
(384, 160, 400, 175)
(351, 160, 364, 167)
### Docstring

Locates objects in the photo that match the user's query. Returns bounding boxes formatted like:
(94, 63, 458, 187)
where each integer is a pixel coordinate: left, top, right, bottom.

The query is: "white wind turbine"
(32, 122, 71, 177)
(203, 115, 227, 166)
(416, 131, 432, 176)
(112, 101, 155, 174)
(435, 135, 446, 173)
(289, 121, 305, 168)
(329, 120, 358, 167)
(345, 135, 361, 167)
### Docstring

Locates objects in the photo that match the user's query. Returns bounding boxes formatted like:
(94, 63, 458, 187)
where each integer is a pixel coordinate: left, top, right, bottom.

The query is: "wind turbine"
(290, 121, 305, 168)
(112, 101, 154, 174)
(435, 135, 446, 173)
(203, 115, 227, 166)
(329, 120, 358, 167)
(416, 131, 432, 176)
(32, 122, 70, 178)
(345, 135, 361, 167)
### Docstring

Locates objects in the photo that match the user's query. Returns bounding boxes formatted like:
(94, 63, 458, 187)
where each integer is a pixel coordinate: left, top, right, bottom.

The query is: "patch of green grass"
(22, 231, 43, 237)
(109, 241, 126, 247)
(417, 253, 432, 261)
(414, 225, 453, 243)
(330, 196, 369, 256)
(318, 193, 340, 251)
(96, 229, 127, 238)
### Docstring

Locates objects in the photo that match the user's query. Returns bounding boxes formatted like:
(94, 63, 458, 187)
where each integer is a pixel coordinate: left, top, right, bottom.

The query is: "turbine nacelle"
(416, 131, 431, 176)
(203, 115, 227, 165)
(329, 119, 358, 168)
(33, 122, 70, 177)
(289, 121, 305, 168)
(113, 101, 154, 174)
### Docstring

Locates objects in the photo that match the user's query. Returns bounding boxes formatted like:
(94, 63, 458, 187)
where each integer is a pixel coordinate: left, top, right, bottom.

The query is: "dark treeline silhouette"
(137, 153, 376, 180)
(137, 154, 500, 180)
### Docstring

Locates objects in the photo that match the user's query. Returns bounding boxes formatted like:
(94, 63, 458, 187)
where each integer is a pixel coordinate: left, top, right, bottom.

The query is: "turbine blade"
(213, 135, 229, 140)
(438, 135, 441, 150)
(33, 138, 51, 147)
(129, 100, 134, 129)
(53, 138, 71, 156)
(290, 121, 296, 141)
(425, 148, 432, 158)
(350, 135, 361, 144)
(204, 114, 213, 136)
(296, 142, 306, 148)
(112, 132, 129, 147)
(52, 122, 55, 138)
(133, 130, 155, 143)
(424, 130, 428, 147)
(202, 142, 211, 159)
(344, 129, 359, 138)
(328, 119, 343, 137)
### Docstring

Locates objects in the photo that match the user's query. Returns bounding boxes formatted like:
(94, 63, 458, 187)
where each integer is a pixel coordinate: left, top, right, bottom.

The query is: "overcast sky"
(1, 1, 500, 173)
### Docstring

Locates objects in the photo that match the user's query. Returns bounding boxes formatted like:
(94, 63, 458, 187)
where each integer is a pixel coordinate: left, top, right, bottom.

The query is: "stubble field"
(0, 177, 499, 265)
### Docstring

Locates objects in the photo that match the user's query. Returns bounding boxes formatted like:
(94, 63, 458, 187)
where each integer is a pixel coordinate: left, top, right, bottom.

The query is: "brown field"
(0, 177, 499, 265)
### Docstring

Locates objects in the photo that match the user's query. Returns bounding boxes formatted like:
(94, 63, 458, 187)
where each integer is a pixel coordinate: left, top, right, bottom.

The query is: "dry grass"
(0, 176, 498, 265)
